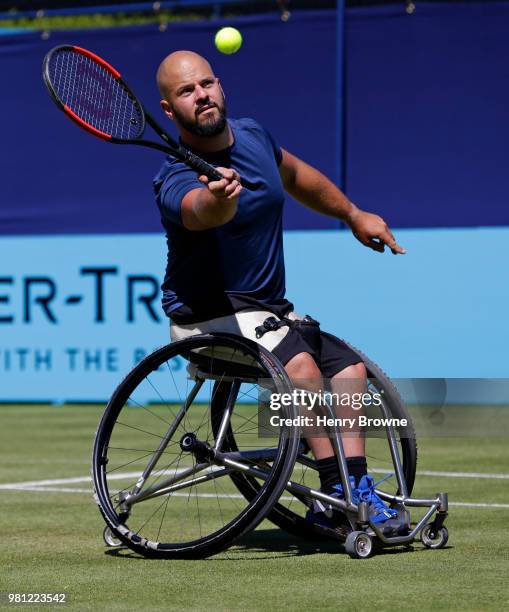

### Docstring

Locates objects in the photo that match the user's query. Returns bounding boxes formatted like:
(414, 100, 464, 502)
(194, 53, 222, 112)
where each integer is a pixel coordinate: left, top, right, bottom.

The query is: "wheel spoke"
(92, 335, 297, 558)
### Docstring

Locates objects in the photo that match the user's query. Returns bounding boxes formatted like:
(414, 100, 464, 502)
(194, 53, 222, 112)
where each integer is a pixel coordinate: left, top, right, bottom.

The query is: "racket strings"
(48, 49, 143, 140)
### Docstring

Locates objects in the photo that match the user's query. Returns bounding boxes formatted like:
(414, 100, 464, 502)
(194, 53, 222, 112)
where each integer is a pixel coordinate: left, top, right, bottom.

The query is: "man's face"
(165, 63, 227, 137)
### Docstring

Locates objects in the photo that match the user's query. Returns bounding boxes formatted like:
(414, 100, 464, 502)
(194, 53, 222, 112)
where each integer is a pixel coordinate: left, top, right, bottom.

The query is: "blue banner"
(2, 4, 509, 402)
(346, 1, 509, 227)
(0, 11, 340, 235)
(1, 228, 508, 401)
(0, 235, 168, 401)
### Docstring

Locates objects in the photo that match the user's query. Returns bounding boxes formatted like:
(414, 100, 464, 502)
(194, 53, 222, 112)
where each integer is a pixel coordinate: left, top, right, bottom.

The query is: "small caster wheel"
(345, 531, 373, 559)
(420, 524, 448, 549)
(103, 526, 121, 547)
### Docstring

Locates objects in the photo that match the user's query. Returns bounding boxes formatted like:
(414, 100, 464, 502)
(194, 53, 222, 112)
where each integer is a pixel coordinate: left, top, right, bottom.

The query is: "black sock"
(316, 456, 340, 494)
(317, 456, 369, 493)
(346, 456, 368, 486)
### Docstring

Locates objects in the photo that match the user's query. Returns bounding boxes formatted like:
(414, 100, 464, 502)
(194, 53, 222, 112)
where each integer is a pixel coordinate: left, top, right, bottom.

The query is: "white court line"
(0, 468, 194, 490)
(0, 475, 95, 488)
(449, 501, 509, 509)
(4, 486, 93, 493)
(374, 468, 509, 480)
(1, 467, 509, 491)
(1, 468, 508, 511)
(1, 485, 508, 508)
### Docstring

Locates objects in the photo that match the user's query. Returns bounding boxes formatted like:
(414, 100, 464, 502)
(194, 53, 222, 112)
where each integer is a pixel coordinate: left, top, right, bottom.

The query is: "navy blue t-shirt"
(153, 118, 291, 323)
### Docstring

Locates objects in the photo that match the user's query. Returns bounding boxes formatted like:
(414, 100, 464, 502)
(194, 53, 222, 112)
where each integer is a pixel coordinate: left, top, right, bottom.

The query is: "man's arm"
(279, 149, 406, 254)
(181, 167, 242, 231)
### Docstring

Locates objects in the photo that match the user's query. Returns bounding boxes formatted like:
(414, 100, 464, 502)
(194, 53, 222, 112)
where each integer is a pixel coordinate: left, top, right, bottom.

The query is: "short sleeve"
(153, 160, 203, 226)
(241, 118, 283, 167)
(263, 128, 283, 166)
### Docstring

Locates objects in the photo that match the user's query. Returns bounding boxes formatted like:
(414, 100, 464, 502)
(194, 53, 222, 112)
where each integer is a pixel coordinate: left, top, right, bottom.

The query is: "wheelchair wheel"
(421, 524, 449, 549)
(211, 342, 417, 542)
(92, 333, 299, 559)
(345, 531, 373, 559)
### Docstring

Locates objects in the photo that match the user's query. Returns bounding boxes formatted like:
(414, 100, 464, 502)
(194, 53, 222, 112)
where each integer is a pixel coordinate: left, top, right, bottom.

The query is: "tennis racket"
(42, 45, 256, 190)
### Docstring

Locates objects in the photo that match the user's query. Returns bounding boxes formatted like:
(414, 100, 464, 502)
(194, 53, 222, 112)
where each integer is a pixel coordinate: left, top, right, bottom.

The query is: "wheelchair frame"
(93, 333, 449, 559)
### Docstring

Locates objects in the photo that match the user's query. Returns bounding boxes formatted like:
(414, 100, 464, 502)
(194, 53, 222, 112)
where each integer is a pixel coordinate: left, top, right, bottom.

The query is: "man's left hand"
(348, 209, 406, 255)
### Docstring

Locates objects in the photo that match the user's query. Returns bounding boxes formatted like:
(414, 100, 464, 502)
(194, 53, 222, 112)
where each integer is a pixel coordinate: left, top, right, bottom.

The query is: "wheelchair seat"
(183, 345, 267, 382)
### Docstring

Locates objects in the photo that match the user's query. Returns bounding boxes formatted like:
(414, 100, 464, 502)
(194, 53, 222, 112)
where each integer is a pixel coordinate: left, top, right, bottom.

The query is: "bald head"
(156, 50, 227, 140)
(156, 51, 215, 101)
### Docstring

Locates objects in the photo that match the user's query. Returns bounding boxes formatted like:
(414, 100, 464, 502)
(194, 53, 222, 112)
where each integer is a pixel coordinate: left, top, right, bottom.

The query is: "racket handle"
(184, 151, 223, 182)
(184, 151, 258, 191)
(239, 177, 259, 191)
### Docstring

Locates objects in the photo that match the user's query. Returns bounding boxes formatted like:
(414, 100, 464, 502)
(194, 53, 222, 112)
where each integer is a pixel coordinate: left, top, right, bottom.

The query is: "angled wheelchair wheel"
(92, 333, 299, 559)
(345, 531, 373, 559)
(421, 524, 449, 549)
(211, 342, 417, 542)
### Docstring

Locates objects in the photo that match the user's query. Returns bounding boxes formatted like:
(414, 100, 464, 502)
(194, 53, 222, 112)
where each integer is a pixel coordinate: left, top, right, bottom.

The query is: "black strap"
(254, 314, 320, 339)
(255, 316, 291, 339)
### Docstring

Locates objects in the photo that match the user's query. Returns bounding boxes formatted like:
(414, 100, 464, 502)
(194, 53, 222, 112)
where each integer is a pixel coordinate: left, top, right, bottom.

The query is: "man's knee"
(285, 352, 321, 382)
(332, 361, 367, 381)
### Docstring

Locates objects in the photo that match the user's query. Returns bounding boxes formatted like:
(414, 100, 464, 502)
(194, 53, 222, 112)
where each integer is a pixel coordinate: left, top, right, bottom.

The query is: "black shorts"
(169, 299, 362, 378)
(271, 320, 362, 378)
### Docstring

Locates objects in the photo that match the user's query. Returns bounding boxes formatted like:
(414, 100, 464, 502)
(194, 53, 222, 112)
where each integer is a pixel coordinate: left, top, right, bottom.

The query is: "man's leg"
(284, 351, 335, 460)
(286, 351, 400, 528)
(329, 361, 401, 526)
(285, 354, 368, 478)
(330, 362, 368, 485)
(331, 362, 367, 456)
(284, 351, 347, 513)
(284, 352, 368, 528)
(284, 353, 366, 493)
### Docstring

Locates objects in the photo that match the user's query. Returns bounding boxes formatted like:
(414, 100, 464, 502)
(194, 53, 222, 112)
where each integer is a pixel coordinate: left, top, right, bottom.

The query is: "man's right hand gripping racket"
(42, 45, 257, 190)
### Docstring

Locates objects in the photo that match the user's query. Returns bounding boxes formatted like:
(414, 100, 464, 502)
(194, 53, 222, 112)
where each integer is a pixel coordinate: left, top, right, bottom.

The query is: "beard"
(172, 97, 228, 138)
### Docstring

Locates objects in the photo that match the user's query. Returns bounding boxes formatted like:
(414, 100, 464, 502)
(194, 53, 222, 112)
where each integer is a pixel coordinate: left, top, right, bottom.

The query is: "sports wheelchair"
(92, 333, 449, 559)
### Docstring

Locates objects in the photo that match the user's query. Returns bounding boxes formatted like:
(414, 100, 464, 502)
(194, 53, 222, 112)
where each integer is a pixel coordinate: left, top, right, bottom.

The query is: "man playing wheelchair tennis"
(153, 50, 407, 532)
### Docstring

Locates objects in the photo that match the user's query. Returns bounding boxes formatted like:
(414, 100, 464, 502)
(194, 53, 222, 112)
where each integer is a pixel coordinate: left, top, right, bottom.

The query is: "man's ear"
(217, 78, 226, 101)
(160, 99, 174, 121)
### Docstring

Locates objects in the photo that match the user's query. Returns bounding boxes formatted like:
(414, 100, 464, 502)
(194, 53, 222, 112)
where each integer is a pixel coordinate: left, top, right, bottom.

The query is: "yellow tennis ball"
(215, 27, 242, 54)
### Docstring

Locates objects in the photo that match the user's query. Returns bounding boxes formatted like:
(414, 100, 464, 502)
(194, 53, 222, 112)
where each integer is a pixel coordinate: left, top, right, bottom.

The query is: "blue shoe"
(352, 475, 398, 524)
(307, 474, 406, 535)
(305, 477, 355, 530)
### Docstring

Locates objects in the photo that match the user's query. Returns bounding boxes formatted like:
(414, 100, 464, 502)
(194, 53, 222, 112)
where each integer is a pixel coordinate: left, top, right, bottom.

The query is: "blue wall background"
(1, 227, 507, 401)
(0, 11, 339, 235)
(1, 3, 508, 401)
(345, 2, 509, 227)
